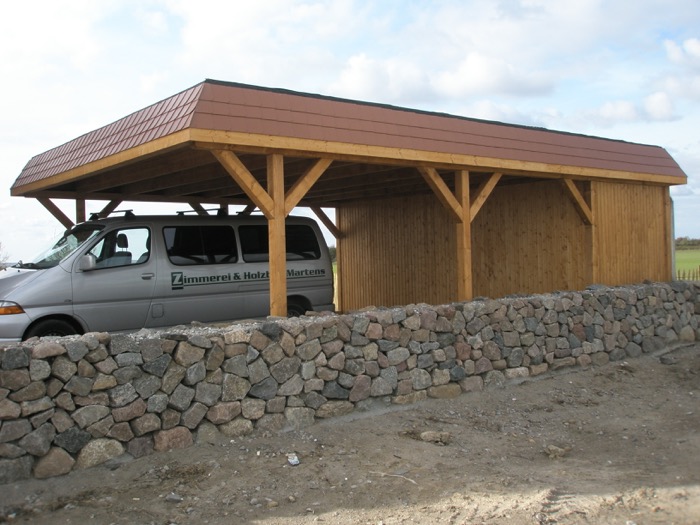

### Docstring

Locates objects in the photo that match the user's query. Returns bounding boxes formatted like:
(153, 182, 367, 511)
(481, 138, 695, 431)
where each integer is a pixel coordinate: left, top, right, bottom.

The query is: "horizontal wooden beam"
(191, 130, 686, 186)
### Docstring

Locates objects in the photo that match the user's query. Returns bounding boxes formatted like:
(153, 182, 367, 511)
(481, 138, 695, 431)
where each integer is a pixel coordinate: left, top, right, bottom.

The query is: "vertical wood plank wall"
(336, 195, 456, 311)
(592, 181, 672, 284)
(336, 180, 672, 312)
(471, 181, 590, 298)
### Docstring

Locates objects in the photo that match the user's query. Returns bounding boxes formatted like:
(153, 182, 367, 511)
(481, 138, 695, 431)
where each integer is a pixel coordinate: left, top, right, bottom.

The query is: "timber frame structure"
(13, 79, 687, 315)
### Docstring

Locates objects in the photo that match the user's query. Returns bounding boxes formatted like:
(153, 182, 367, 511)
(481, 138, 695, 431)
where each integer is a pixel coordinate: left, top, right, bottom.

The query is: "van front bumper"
(0, 312, 31, 343)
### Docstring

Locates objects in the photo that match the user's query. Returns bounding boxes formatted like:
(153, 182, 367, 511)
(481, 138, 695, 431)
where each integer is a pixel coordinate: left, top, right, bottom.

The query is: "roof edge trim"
(11, 130, 194, 197)
(190, 129, 688, 186)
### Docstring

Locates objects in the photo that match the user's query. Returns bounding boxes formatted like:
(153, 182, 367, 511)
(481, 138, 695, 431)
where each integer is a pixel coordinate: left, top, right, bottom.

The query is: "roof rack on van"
(88, 210, 135, 221)
(175, 207, 229, 217)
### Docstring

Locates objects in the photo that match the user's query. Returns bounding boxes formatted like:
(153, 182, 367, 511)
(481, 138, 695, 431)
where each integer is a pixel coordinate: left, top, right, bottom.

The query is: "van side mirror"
(79, 254, 97, 272)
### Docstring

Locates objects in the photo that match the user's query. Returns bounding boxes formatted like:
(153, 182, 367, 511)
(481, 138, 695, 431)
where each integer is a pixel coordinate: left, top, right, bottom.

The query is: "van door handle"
(141, 273, 155, 280)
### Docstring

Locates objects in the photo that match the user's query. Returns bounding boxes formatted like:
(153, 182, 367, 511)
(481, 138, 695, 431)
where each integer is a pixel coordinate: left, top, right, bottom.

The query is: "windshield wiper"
(14, 261, 41, 269)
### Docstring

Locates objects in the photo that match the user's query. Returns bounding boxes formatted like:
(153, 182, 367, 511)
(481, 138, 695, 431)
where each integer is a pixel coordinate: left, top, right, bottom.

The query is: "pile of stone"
(0, 281, 698, 483)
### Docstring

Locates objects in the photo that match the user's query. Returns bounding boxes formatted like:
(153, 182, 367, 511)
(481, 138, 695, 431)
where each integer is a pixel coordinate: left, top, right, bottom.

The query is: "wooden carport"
(12, 79, 687, 315)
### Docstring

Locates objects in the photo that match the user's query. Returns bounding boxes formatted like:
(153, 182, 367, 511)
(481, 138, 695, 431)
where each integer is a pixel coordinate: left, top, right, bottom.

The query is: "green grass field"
(676, 249, 700, 272)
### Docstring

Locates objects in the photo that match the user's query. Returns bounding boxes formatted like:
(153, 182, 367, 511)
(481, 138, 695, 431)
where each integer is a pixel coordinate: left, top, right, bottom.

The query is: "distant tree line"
(329, 246, 336, 262)
(675, 237, 700, 250)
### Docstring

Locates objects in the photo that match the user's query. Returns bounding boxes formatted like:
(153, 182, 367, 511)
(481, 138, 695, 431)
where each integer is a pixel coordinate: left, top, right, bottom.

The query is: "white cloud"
(643, 91, 676, 120)
(665, 37, 700, 67)
(329, 54, 432, 103)
(433, 52, 553, 98)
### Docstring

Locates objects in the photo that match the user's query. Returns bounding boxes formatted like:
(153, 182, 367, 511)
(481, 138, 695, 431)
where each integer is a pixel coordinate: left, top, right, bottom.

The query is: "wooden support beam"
(455, 170, 473, 301)
(98, 200, 122, 218)
(310, 206, 343, 239)
(284, 158, 333, 216)
(470, 172, 502, 222)
(267, 154, 287, 317)
(211, 149, 275, 219)
(416, 166, 462, 221)
(37, 198, 73, 229)
(189, 202, 209, 216)
(561, 179, 593, 225)
(76, 199, 86, 224)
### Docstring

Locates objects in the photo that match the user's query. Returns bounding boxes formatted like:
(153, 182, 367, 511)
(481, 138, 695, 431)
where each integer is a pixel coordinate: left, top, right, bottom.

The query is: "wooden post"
(455, 170, 473, 301)
(76, 199, 86, 224)
(267, 154, 287, 317)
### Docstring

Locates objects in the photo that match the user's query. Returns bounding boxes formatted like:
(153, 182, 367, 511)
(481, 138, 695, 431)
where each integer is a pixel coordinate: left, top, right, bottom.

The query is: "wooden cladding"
(337, 179, 673, 311)
(471, 181, 591, 299)
(592, 181, 672, 284)
(337, 195, 456, 311)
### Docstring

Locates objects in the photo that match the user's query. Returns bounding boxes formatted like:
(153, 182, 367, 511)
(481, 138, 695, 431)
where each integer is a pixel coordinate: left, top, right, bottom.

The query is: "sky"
(1, 0, 699, 262)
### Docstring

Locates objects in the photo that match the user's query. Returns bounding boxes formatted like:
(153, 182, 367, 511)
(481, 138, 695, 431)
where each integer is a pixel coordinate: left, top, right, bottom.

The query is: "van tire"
(24, 319, 78, 339)
(287, 301, 307, 317)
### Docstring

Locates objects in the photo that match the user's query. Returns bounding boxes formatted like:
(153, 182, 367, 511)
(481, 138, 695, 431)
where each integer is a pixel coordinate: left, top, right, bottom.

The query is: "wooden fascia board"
(284, 158, 333, 216)
(211, 149, 275, 219)
(561, 178, 593, 225)
(416, 166, 463, 222)
(11, 130, 193, 197)
(470, 172, 502, 223)
(38, 198, 74, 229)
(190, 129, 686, 186)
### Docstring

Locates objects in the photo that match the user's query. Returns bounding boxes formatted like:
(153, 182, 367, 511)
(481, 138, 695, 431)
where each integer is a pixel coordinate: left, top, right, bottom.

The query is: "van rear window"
(164, 226, 238, 265)
(240, 225, 321, 262)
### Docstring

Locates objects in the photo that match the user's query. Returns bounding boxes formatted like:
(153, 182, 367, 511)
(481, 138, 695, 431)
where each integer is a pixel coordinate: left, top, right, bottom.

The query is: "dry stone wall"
(1, 281, 698, 483)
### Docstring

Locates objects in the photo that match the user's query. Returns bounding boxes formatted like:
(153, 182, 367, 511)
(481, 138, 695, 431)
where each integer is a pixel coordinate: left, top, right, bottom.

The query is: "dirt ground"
(1, 342, 699, 525)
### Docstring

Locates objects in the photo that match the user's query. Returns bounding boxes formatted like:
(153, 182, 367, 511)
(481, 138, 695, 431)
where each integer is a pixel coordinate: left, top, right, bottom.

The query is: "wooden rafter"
(561, 179, 593, 225)
(470, 172, 502, 222)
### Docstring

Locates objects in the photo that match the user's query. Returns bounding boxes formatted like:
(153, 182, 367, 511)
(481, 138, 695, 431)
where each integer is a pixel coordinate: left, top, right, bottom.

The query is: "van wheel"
(287, 301, 307, 317)
(24, 319, 78, 339)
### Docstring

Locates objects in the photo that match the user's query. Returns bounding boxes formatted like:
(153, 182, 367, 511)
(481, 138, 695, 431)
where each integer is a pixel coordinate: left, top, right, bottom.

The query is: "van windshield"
(16, 225, 104, 269)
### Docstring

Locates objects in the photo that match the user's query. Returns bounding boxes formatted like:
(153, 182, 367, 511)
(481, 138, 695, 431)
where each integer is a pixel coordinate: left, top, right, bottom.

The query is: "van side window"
(164, 225, 238, 265)
(88, 227, 150, 269)
(240, 225, 321, 262)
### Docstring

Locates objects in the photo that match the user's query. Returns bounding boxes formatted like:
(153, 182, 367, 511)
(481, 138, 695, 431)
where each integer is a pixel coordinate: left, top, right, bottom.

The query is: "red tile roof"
(13, 79, 687, 195)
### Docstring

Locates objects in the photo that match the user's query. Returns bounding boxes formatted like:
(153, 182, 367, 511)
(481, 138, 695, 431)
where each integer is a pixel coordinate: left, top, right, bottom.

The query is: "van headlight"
(0, 301, 25, 315)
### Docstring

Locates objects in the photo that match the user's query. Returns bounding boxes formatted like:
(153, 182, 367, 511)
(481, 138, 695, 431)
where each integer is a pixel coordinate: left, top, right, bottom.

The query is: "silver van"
(0, 213, 334, 342)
